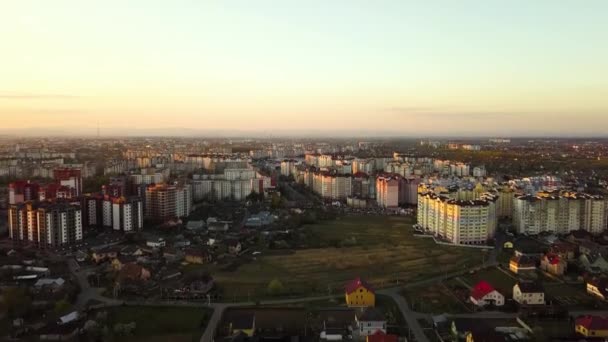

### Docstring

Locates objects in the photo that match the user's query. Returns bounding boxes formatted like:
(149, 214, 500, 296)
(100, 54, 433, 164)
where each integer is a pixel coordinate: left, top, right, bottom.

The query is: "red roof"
(545, 253, 561, 265)
(367, 330, 398, 342)
(471, 281, 497, 300)
(345, 277, 374, 295)
(576, 315, 608, 331)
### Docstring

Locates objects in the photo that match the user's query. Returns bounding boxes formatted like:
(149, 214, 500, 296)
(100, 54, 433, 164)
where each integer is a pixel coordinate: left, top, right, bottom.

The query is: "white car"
(252, 251, 262, 256)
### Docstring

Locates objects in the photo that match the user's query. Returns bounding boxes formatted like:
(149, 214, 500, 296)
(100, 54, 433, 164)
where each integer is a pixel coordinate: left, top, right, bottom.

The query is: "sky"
(1, 0, 607, 137)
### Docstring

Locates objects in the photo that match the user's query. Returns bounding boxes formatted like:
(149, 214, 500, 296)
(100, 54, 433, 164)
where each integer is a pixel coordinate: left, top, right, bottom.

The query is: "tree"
(0, 287, 32, 318)
(271, 193, 282, 209)
(267, 278, 284, 296)
(54, 299, 71, 315)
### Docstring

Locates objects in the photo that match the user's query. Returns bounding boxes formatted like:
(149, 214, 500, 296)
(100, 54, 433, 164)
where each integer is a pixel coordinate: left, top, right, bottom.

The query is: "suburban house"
(208, 221, 230, 232)
(146, 237, 166, 248)
(34, 278, 66, 293)
(513, 282, 545, 305)
(118, 263, 151, 282)
(120, 245, 145, 257)
(355, 308, 387, 337)
(367, 330, 398, 342)
(509, 255, 536, 274)
(575, 315, 608, 337)
(549, 241, 577, 261)
(319, 308, 356, 341)
(228, 312, 256, 337)
(345, 277, 375, 307)
(580, 253, 608, 273)
(470, 281, 505, 307)
(587, 278, 608, 300)
(446, 317, 531, 342)
(540, 253, 567, 276)
(579, 240, 605, 256)
(513, 237, 546, 258)
(162, 247, 184, 262)
(226, 239, 242, 255)
(111, 256, 137, 271)
(566, 229, 593, 243)
(91, 247, 120, 263)
(185, 249, 212, 264)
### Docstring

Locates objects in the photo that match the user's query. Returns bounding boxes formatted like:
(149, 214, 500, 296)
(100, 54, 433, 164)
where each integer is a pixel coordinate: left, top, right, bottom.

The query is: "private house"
(587, 278, 608, 300)
(367, 330, 398, 342)
(118, 263, 151, 282)
(345, 277, 375, 307)
(111, 256, 137, 271)
(186, 220, 205, 230)
(355, 308, 387, 337)
(319, 308, 356, 340)
(226, 239, 242, 255)
(185, 249, 212, 264)
(513, 237, 546, 258)
(162, 247, 184, 262)
(549, 241, 577, 261)
(540, 253, 567, 276)
(509, 255, 536, 274)
(228, 312, 256, 337)
(567, 229, 593, 243)
(513, 282, 545, 305)
(120, 245, 145, 257)
(208, 221, 230, 233)
(34, 278, 66, 293)
(470, 281, 505, 307)
(146, 237, 166, 249)
(448, 317, 530, 342)
(580, 253, 608, 273)
(576, 315, 608, 337)
(91, 247, 120, 263)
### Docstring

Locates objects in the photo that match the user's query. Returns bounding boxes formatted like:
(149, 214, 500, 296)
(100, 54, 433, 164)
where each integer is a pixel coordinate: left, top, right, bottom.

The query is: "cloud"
(0, 93, 81, 99)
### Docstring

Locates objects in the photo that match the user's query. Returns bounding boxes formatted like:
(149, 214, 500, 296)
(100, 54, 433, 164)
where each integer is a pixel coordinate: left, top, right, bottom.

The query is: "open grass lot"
(460, 267, 518, 296)
(102, 306, 212, 341)
(403, 282, 470, 314)
(211, 215, 484, 300)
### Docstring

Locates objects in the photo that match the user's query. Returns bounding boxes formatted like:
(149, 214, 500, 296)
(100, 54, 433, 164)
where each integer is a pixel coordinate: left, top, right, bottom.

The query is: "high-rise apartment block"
(9, 202, 83, 248)
(513, 191, 608, 235)
(417, 191, 497, 245)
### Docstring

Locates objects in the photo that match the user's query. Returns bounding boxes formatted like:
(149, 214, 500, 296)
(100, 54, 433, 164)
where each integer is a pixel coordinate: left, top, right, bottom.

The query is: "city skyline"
(2, 0, 608, 136)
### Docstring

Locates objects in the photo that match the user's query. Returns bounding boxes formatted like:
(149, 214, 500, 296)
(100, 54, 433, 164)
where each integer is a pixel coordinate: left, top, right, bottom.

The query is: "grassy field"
(403, 282, 471, 314)
(209, 215, 484, 300)
(101, 306, 212, 341)
(460, 267, 518, 297)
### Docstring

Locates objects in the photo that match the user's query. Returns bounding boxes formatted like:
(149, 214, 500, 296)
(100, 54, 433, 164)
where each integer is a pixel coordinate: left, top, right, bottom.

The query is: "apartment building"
(417, 191, 497, 245)
(9, 202, 83, 248)
(513, 191, 607, 235)
(376, 176, 400, 208)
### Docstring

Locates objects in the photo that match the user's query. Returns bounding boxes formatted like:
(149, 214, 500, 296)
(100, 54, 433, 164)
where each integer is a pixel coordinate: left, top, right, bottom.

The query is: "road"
(68, 248, 498, 342)
(68, 259, 122, 310)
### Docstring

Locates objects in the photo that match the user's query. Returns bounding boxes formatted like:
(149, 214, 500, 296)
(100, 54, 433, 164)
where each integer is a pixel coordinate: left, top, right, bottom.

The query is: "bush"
(267, 278, 284, 296)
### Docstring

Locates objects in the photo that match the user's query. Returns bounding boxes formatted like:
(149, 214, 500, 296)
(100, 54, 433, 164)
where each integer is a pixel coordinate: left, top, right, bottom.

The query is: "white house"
(513, 282, 545, 305)
(470, 281, 505, 307)
(355, 308, 387, 337)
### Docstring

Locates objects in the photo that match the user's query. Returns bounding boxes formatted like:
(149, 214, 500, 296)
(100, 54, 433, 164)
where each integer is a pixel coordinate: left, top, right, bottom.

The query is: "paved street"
(67, 248, 498, 342)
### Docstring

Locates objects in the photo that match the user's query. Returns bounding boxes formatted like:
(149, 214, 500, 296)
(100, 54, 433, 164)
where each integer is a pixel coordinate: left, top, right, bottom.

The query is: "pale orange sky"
(1, 1, 607, 136)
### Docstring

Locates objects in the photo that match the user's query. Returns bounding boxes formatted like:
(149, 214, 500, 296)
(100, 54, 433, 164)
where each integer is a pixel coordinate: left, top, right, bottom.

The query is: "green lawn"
(101, 306, 212, 341)
(209, 215, 484, 300)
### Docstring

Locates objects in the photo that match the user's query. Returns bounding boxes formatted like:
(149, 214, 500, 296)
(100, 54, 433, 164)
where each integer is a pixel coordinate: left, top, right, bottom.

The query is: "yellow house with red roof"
(345, 277, 375, 307)
(576, 315, 608, 337)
